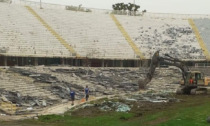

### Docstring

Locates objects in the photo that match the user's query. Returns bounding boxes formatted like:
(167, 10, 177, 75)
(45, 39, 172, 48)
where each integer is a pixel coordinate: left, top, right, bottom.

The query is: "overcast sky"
(26, 0, 210, 14)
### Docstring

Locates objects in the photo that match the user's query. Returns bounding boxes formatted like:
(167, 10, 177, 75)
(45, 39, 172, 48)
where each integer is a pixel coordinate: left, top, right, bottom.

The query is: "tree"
(112, 3, 140, 16)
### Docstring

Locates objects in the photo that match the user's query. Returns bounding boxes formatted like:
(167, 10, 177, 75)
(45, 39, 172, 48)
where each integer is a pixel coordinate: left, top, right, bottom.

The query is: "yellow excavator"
(139, 51, 210, 94)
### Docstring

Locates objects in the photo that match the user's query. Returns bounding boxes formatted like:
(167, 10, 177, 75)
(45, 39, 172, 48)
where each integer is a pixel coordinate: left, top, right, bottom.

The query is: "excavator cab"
(184, 71, 204, 85)
(177, 71, 208, 94)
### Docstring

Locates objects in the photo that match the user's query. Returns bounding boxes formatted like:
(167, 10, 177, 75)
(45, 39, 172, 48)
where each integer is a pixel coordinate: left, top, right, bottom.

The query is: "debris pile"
(11, 67, 182, 95)
(9, 68, 58, 83)
(0, 66, 184, 115)
(0, 89, 57, 114)
(9, 68, 85, 100)
(73, 92, 179, 114)
(99, 101, 131, 112)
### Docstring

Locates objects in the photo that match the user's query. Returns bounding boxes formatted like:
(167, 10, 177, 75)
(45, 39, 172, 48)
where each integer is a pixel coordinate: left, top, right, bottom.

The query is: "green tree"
(112, 2, 140, 16)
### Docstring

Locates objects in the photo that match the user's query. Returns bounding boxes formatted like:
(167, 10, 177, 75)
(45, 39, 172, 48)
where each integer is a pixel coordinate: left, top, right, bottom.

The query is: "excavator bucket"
(138, 78, 151, 89)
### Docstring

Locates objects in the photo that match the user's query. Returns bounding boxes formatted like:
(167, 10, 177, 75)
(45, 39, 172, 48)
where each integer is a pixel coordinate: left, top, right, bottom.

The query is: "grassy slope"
(140, 95, 210, 126)
(154, 102, 210, 126)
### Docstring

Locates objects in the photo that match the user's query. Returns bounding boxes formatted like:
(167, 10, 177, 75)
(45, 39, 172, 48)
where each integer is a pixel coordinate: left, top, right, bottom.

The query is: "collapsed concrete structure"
(0, 66, 183, 115)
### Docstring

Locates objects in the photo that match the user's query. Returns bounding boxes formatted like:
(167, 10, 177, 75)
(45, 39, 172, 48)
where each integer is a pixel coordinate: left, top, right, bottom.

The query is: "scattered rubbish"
(1, 95, 9, 102)
(81, 104, 94, 109)
(42, 100, 47, 107)
(125, 98, 138, 102)
(33, 116, 39, 120)
(100, 105, 112, 111)
(26, 107, 33, 111)
(116, 104, 131, 112)
(0, 113, 6, 116)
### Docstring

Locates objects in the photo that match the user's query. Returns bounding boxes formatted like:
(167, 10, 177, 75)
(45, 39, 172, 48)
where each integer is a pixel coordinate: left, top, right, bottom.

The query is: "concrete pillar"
(112, 60, 115, 67)
(22, 57, 24, 66)
(135, 60, 139, 67)
(137, 60, 140, 67)
(34, 58, 38, 66)
(75, 59, 78, 66)
(16, 57, 19, 66)
(142, 60, 149, 67)
(66, 59, 69, 65)
(102, 59, 104, 67)
(4, 56, 7, 66)
(77, 59, 80, 66)
(71, 59, 73, 66)
(139, 60, 142, 67)
(120, 60, 123, 67)
(61, 58, 65, 65)
(134, 60, 137, 67)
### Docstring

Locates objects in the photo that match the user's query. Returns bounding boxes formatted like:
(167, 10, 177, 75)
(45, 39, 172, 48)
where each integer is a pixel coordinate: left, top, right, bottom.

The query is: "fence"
(11, 0, 210, 18)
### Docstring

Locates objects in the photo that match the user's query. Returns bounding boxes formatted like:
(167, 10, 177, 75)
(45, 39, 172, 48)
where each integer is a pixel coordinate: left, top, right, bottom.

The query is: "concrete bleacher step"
(0, 3, 73, 57)
(0, 71, 59, 100)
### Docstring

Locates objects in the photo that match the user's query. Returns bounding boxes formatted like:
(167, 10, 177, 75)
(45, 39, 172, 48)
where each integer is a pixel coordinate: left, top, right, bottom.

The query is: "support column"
(22, 57, 24, 66)
(4, 56, 7, 66)
(112, 60, 115, 67)
(34, 58, 38, 66)
(139, 60, 142, 67)
(75, 59, 78, 66)
(142, 60, 149, 67)
(61, 58, 65, 65)
(77, 59, 80, 66)
(135, 60, 139, 67)
(16, 57, 19, 66)
(120, 60, 123, 67)
(71, 59, 73, 66)
(102, 59, 104, 67)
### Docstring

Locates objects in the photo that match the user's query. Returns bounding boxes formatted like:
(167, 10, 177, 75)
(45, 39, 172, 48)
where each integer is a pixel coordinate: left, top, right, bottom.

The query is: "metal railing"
(11, 0, 210, 18)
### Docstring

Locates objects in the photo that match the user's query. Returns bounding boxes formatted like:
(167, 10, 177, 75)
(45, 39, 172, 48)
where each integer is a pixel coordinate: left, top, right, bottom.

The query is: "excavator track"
(176, 86, 207, 95)
(190, 88, 207, 95)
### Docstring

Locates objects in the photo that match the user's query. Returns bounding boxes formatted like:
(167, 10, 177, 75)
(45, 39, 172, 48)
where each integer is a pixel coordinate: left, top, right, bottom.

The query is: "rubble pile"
(146, 68, 181, 93)
(74, 92, 179, 114)
(9, 68, 58, 83)
(9, 67, 85, 100)
(127, 92, 179, 103)
(81, 68, 142, 92)
(99, 102, 131, 112)
(17, 66, 182, 95)
(0, 89, 56, 114)
(0, 66, 184, 115)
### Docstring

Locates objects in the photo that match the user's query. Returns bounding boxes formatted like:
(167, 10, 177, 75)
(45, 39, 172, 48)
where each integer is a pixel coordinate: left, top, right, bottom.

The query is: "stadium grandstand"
(0, 1, 210, 67)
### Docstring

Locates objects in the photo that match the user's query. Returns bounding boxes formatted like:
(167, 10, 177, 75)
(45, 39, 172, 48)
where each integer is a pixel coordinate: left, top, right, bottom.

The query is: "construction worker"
(84, 85, 89, 101)
(189, 77, 193, 84)
(70, 89, 75, 105)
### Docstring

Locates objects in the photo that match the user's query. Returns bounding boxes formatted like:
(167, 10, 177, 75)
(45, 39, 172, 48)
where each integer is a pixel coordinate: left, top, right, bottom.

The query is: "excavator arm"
(138, 51, 189, 89)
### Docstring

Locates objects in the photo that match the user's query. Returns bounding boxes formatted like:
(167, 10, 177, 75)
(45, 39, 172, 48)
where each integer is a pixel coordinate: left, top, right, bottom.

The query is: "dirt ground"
(1, 93, 210, 126)
(70, 97, 173, 117)
(67, 93, 210, 118)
